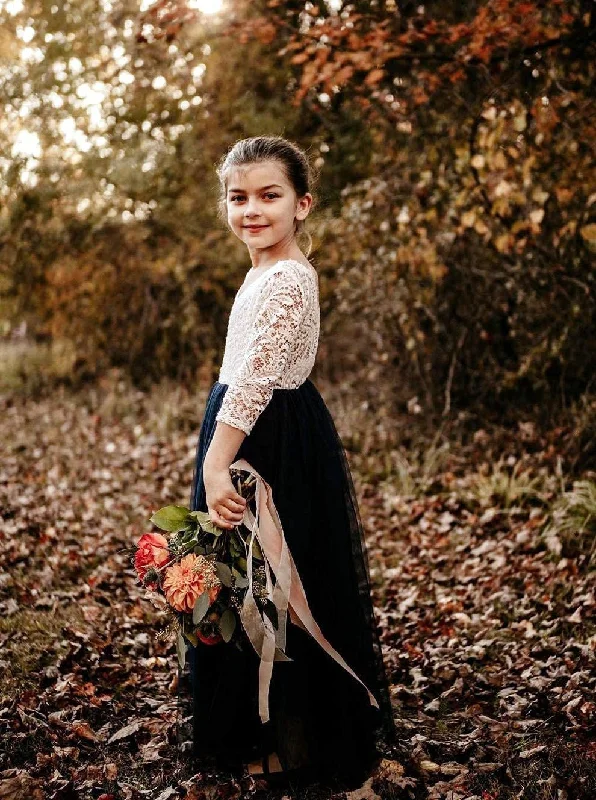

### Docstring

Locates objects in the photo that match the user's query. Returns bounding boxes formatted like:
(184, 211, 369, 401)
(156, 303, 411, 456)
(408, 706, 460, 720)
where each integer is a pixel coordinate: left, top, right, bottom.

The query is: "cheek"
(279, 199, 297, 221)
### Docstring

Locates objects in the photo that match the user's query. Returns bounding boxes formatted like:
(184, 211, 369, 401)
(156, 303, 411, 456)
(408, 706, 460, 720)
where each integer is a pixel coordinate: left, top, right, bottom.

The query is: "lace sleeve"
(215, 268, 307, 435)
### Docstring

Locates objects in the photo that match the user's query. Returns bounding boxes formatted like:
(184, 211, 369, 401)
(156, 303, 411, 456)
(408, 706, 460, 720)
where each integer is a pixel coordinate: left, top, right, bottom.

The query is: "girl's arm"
(203, 421, 247, 530)
(215, 267, 307, 435)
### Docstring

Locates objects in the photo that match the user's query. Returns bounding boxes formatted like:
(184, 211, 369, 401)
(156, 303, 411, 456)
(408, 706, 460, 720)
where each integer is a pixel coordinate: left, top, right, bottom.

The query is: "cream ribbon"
(230, 457, 380, 724)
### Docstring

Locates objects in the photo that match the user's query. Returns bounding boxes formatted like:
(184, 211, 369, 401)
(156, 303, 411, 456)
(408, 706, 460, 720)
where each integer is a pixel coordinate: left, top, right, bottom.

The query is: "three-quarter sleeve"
(215, 268, 307, 435)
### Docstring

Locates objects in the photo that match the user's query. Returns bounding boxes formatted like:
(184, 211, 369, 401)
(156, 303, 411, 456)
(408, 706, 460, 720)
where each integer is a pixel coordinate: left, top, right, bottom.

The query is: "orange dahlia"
(162, 553, 222, 613)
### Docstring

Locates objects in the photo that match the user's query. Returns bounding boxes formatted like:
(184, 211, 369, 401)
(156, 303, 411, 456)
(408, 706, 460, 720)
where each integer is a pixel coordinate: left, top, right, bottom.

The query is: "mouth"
(244, 225, 268, 230)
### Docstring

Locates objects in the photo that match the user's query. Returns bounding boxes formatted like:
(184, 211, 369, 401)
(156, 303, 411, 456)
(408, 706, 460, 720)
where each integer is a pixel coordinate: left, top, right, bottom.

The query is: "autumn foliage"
(1, 0, 594, 440)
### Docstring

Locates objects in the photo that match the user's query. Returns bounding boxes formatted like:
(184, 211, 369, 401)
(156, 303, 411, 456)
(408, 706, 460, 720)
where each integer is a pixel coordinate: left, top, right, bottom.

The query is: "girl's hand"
(203, 464, 247, 530)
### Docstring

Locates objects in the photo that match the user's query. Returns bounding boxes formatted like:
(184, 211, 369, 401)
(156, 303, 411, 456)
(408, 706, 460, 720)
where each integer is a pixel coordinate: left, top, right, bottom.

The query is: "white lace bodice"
(216, 259, 320, 435)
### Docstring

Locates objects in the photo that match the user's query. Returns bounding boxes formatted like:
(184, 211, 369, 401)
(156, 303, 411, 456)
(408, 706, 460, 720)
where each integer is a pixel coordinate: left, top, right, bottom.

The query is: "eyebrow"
(228, 184, 283, 193)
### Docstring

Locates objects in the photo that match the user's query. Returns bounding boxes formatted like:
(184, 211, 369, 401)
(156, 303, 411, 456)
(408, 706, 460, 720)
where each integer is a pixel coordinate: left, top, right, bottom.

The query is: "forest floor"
(0, 372, 595, 800)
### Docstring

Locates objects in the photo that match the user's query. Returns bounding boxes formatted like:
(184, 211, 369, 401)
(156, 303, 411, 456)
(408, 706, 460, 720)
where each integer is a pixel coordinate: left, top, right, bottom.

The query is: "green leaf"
(214, 561, 232, 587)
(199, 517, 224, 537)
(176, 630, 187, 669)
(196, 515, 214, 531)
(251, 539, 264, 560)
(151, 505, 191, 532)
(192, 591, 211, 625)
(180, 523, 196, 534)
(232, 567, 248, 589)
(229, 531, 244, 556)
(219, 608, 236, 643)
(184, 629, 198, 647)
(235, 555, 247, 573)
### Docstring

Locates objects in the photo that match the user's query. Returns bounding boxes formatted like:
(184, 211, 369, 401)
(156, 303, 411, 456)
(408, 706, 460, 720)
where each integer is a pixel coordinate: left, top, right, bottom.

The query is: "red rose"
(135, 532, 170, 589)
(196, 610, 224, 645)
(197, 629, 223, 645)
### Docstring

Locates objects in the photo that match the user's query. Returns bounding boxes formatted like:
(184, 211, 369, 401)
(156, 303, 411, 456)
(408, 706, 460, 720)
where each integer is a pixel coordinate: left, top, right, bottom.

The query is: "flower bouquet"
(133, 468, 274, 669)
(133, 457, 380, 724)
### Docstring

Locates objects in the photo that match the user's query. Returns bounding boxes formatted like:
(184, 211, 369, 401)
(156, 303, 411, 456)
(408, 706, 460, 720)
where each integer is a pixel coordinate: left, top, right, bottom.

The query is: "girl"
(182, 135, 396, 790)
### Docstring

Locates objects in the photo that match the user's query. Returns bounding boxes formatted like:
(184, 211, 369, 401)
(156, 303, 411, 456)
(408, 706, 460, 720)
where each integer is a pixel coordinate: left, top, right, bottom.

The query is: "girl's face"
(225, 160, 311, 255)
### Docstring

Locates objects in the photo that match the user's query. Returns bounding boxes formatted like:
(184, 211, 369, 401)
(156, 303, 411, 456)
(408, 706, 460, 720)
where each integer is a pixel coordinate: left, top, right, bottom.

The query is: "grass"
(542, 479, 596, 566)
(0, 603, 87, 701)
(466, 455, 550, 510)
(0, 339, 78, 394)
(378, 438, 452, 497)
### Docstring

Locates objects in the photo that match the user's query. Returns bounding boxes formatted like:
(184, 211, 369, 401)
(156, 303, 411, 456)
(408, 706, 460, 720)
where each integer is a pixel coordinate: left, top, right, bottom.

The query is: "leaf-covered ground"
(1, 375, 595, 800)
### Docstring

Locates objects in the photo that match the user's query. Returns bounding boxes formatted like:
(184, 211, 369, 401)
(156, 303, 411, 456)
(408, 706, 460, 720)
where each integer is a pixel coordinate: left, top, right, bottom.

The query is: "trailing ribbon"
(230, 457, 380, 724)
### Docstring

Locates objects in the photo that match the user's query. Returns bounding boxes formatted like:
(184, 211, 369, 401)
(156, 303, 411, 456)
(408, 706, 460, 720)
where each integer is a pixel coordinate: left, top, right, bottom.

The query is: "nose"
(243, 197, 261, 218)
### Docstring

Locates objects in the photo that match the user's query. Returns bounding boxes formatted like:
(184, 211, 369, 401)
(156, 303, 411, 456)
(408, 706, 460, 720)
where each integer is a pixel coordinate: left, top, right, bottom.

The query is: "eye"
(230, 195, 244, 202)
(264, 192, 279, 199)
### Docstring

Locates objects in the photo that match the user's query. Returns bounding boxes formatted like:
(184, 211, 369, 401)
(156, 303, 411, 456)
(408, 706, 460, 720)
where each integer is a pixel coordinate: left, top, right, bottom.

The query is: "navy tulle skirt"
(177, 378, 396, 789)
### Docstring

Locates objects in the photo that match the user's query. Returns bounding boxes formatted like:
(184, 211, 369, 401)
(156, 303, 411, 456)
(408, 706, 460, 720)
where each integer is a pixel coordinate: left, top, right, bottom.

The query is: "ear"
(296, 192, 313, 220)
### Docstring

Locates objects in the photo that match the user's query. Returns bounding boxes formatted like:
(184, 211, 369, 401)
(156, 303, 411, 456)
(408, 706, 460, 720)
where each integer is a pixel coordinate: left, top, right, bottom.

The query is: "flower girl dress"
(178, 258, 396, 788)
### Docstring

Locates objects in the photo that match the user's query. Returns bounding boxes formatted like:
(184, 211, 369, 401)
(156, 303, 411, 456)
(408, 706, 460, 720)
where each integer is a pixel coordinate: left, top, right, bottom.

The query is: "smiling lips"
(245, 224, 268, 230)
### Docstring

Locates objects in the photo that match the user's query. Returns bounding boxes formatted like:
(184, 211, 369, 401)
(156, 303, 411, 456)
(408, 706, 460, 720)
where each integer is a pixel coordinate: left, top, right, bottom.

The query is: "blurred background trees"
(1, 0, 594, 463)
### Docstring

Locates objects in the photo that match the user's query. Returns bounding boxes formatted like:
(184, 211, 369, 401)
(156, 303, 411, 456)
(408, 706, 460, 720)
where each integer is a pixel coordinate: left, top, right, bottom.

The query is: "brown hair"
(215, 135, 318, 258)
